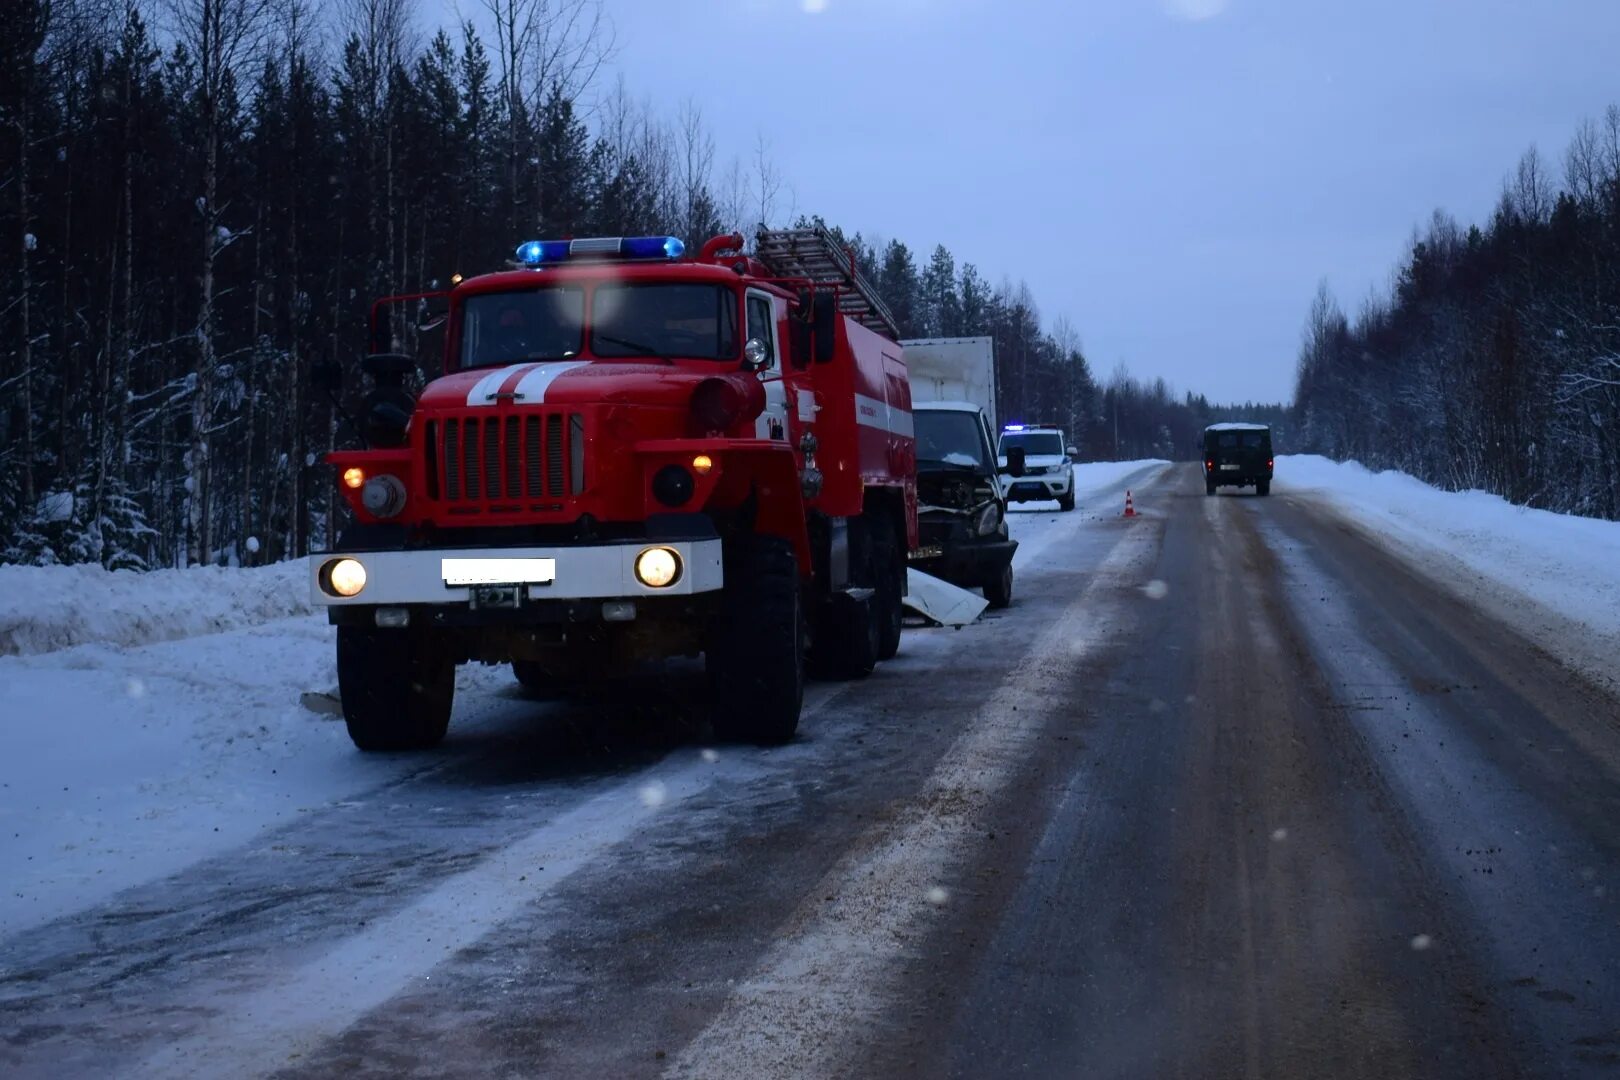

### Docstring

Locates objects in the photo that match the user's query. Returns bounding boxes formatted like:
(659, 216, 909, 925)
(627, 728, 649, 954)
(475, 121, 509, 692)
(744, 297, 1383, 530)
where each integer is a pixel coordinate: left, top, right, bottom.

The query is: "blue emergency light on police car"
(515, 236, 686, 267)
(1004, 423, 1026, 432)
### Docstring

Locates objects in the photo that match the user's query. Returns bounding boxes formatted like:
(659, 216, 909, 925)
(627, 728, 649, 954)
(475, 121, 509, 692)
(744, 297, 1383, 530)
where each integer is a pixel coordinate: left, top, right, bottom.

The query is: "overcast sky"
(453, 0, 1620, 403)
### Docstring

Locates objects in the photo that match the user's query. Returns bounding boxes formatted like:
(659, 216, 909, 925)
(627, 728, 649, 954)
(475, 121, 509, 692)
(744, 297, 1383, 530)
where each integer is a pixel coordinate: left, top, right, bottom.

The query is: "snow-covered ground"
(1276, 454, 1620, 687)
(0, 459, 1168, 939)
(0, 560, 312, 657)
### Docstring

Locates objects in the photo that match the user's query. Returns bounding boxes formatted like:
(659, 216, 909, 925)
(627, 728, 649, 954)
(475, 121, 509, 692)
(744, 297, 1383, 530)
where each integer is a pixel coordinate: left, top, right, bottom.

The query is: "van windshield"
(916, 411, 992, 474)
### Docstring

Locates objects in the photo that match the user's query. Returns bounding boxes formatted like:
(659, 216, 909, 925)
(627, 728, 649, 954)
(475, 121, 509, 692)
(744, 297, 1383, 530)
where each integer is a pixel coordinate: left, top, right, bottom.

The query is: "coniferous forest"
(1295, 108, 1620, 521)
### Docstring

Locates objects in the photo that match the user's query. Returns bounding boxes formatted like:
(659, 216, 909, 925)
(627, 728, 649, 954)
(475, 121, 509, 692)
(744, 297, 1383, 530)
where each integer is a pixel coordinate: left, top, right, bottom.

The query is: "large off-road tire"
(871, 514, 905, 661)
(1256, 480, 1271, 496)
(708, 536, 804, 744)
(983, 561, 1014, 609)
(337, 626, 454, 752)
(511, 659, 548, 692)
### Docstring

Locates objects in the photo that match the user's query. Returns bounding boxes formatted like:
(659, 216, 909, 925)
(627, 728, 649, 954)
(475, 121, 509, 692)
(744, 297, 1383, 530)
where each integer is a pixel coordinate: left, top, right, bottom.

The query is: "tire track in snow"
(666, 519, 1159, 1079)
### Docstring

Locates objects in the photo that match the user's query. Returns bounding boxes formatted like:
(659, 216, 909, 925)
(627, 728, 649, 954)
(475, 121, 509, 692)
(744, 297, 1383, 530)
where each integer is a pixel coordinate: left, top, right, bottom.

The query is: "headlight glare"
(322, 558, 368, 598)
(634, 547, 682, 589)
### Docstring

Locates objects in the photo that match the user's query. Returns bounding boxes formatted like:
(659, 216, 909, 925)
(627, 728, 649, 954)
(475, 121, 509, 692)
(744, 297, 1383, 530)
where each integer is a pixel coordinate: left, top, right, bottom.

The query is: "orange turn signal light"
(342, 467, 365, 489)
(692, 454, 714, 475)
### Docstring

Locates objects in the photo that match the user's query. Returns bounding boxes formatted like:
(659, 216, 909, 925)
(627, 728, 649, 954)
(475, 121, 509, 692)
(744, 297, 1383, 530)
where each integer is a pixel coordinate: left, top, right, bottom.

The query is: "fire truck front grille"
(435, 413, 583, 508)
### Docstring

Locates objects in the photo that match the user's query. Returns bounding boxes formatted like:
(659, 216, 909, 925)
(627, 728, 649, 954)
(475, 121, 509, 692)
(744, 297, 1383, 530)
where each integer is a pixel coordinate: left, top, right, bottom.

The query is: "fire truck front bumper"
(310, 540, 725, 610)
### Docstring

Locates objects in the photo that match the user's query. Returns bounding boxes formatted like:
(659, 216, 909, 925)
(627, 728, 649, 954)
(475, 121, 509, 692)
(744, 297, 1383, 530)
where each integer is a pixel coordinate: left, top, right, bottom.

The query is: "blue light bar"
(623, 235, 686, 260)
(515, 236, 686, 267)
(515, 240, 571, 266)
(1003, 423, 1025, 432)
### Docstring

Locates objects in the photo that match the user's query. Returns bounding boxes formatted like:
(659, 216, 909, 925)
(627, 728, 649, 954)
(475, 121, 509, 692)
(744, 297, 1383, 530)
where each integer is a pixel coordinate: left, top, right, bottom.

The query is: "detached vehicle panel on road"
(309, 228, 917, 751)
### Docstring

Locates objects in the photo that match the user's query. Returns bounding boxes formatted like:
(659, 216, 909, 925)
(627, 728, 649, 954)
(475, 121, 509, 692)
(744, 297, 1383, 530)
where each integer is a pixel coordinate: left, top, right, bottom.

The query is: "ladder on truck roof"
(753, 227, 902, 342)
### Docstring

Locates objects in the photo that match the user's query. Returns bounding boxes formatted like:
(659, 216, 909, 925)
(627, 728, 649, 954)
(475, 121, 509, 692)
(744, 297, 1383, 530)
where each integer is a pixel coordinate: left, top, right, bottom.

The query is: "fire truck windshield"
(590, 283, 739, 360)
(460, 287, 585, 369)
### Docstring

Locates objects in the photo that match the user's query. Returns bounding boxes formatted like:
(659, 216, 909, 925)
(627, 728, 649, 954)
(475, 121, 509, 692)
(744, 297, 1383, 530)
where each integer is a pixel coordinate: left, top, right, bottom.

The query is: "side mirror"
(310, 356, 343, 393)
(1066, 445, 1079, 460)
(812, 290, 838, 364)
(361, 352, 416, 387)
(1005, 446, 1027, 478)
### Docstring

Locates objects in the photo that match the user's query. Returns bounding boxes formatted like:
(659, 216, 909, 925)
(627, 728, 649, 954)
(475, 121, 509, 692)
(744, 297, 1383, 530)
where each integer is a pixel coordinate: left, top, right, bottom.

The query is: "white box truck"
(902, 337, 1018, 608)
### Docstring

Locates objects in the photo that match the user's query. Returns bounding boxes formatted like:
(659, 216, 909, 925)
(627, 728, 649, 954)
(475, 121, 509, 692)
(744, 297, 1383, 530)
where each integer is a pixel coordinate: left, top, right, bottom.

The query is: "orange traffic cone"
(1123, 490, 1137, 518)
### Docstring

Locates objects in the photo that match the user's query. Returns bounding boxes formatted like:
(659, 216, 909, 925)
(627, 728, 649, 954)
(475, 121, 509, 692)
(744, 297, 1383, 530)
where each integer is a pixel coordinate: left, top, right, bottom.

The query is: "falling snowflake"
(126, 678, 146, 699)
(1410, 934, 1433, 951)
(24, 233, 38, 251)
(638, 781, 668, 808)
(926, 886, 949, 906)
(701, 748, 719, 764)
(1143, 580, 1169, 600)
(1271, 828, 1288, 842)
(246, 536, 261, 555)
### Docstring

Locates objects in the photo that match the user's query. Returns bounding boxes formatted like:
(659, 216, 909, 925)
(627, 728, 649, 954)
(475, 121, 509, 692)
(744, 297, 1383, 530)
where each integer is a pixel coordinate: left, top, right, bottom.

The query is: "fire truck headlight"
(342, 467, 365, 490)
(634, 547, 682, 589)
(652, 465, 695, 508)
(361, 474, 408, 518)
(321, 558, 368, 598)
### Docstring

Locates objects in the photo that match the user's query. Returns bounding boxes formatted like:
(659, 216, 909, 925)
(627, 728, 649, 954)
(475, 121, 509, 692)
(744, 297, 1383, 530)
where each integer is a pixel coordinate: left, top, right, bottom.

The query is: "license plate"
(470, 584, 523, 610)
(1220, 463, 1240, 471)
(442, 557, 556, 586)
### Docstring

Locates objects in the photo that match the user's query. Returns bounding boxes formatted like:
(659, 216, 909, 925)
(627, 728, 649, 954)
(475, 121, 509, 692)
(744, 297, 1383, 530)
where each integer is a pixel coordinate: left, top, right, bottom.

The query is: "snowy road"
(4, 461, 1620, 1078)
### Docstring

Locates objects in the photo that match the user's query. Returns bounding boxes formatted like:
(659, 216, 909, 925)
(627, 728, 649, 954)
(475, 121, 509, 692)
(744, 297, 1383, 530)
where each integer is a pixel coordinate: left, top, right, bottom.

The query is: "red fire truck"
(310, 229, 916, 751)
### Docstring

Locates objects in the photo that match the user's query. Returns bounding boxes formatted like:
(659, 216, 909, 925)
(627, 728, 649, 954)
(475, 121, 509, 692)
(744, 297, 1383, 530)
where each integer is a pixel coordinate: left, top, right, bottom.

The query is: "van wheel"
(1256, 480, 1271, 496)
(1205, 478, 1217, 496)
(338, 626, 454, 752)
(709, 536, 804, 744)
(983, 562, 1014, 609)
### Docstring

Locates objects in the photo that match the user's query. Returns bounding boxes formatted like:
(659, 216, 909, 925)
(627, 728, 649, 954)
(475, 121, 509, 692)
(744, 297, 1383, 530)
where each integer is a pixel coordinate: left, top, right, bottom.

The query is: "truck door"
(746, 291, 789, 443)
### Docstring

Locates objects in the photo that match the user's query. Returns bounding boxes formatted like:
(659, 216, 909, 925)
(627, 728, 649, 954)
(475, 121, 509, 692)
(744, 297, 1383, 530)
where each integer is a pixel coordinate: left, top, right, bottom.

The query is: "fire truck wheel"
(708, 536, 804, 744)
(984, 562, 1014, 609)
(511, 660, 548, 692)
(872, 515, 904, 661)
(337, 626, 454, 752)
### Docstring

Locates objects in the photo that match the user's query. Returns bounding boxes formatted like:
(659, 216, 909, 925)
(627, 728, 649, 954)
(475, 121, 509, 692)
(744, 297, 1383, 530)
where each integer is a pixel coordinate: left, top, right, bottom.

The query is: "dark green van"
(1203, 423, 1273, 496)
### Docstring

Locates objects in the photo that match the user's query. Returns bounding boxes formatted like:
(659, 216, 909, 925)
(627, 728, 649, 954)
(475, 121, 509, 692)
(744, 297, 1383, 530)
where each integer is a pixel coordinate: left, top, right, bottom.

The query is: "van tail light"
(1204, 459, 1214, 471)
(1267, 458, 1274, 469)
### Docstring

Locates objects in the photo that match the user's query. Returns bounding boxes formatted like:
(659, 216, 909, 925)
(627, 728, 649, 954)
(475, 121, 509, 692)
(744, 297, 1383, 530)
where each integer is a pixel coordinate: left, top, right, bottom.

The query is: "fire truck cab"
(310, 229, 916, 751)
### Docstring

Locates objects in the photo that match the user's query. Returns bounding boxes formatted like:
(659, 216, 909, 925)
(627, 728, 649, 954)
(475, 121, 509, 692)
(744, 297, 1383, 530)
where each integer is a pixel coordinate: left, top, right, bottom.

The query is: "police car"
(997, 424, 1077, 511)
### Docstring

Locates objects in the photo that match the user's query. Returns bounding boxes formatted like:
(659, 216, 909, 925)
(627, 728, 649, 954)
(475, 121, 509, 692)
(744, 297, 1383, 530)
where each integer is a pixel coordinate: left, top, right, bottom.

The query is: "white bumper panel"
(310, 540, 725, 607)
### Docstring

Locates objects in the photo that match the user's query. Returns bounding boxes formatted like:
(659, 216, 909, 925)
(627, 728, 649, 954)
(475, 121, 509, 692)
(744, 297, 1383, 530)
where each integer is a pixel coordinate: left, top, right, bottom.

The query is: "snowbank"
(0, 559, 312, 656)
(1276, 454, 1620, 646)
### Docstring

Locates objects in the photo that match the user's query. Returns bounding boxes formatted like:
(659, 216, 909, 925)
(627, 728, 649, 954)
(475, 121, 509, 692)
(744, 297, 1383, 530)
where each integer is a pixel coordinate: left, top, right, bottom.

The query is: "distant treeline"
(1295, 105, 1620, 520)
(1, 0, 1257, 569)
